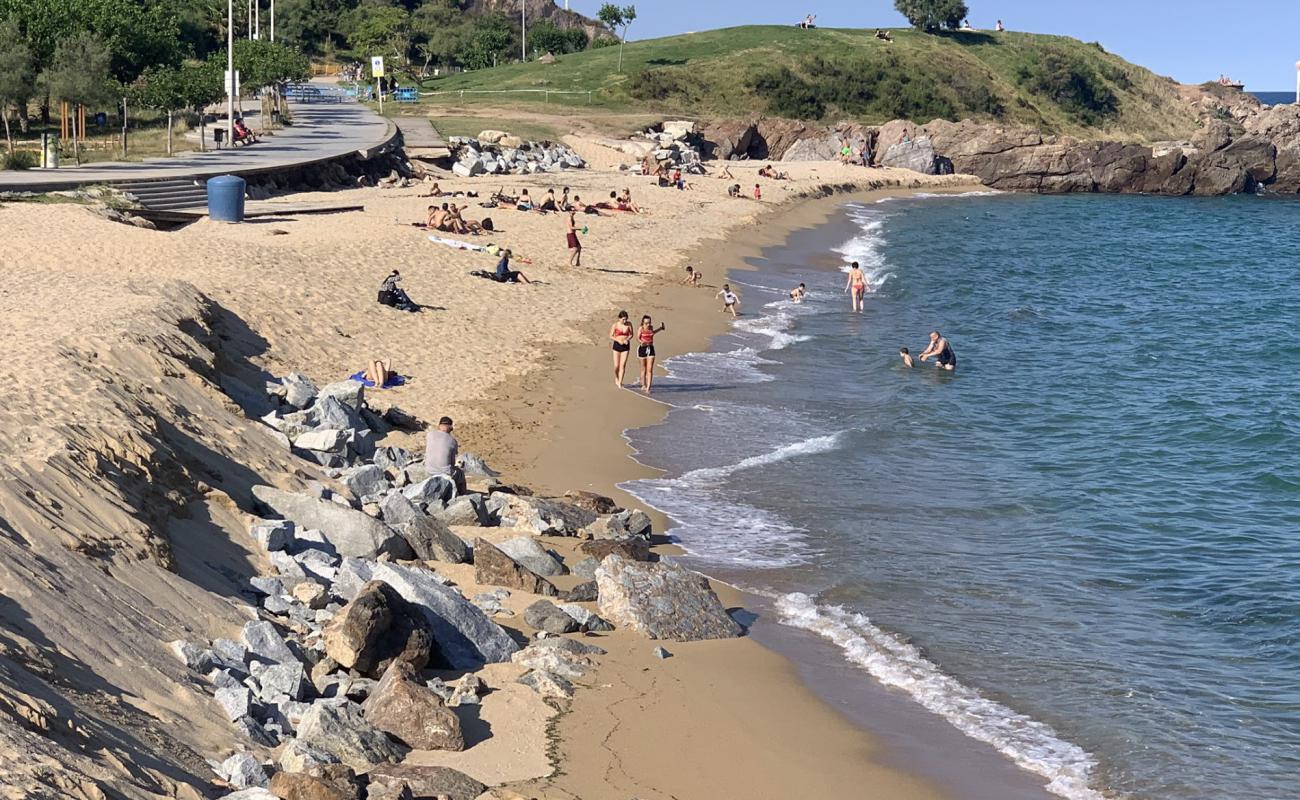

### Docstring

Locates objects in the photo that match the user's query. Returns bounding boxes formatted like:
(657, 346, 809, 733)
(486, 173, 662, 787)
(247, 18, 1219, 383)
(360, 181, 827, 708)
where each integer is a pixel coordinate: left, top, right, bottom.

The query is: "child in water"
(899, 347, 914, 368)
(718, 284, 740, 317)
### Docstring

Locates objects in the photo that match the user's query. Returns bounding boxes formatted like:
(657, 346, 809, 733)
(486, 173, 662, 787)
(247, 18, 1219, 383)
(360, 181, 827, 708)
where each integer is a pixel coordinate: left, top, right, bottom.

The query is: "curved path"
(0, 88, 396, 192)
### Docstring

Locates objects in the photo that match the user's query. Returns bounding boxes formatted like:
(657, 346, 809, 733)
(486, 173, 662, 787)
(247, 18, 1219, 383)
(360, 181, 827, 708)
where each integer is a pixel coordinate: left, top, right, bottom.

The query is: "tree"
(410, 2, 471, 74)
(894, 0, 968, 33)
(527, 20, 587, 58)
(597, 3, 636, 74)
(131, 60, 221, 154)
(0, 18, 35, 154)
(341, 3, 411, 64)
(457, 15, 515, 71)
(41, 32, 118, 164)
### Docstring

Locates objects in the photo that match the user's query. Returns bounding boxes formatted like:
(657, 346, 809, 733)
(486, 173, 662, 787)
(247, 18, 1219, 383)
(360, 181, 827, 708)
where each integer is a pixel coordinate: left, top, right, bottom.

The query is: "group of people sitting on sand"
(758, 164, 790, 181)
(654, 162, 697, 191)
(726, 183, 764, 200)
(425, 202, 492, 234)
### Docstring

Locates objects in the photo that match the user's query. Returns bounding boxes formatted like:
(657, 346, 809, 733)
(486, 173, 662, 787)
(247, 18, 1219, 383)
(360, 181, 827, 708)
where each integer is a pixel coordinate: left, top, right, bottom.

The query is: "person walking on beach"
(919, 331, 957, 371)
(718, 284, 740, 317)
(637, 315, 666, 394)
(845, 261, 869, 312)
(566, 210, 582, 266)
(610, 310, 634, 387)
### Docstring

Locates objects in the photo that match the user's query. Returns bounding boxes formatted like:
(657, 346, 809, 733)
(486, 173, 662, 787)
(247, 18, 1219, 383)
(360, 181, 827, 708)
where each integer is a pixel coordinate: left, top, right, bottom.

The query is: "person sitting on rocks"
(378, 270, 419, 312)
(426, 416, 466, 494)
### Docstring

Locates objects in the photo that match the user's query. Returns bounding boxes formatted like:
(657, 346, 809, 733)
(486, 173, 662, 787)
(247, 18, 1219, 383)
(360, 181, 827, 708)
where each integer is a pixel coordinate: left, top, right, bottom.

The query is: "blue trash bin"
(207, 175, 246, 222)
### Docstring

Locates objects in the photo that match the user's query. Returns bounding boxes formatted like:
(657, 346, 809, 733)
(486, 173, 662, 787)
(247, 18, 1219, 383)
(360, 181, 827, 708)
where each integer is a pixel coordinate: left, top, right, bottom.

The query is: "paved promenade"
(0, 90, 395, 192)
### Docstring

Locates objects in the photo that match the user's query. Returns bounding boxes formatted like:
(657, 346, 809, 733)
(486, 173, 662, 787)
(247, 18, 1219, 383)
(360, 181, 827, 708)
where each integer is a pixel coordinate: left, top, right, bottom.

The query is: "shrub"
(894, 0, 968, 32)
(1016, 48, 1117, 124)
(3, 150, 37, 170)
(590, 37, 620, 49)
(747, 66, 826, 119)
(629, 68, 706, 104)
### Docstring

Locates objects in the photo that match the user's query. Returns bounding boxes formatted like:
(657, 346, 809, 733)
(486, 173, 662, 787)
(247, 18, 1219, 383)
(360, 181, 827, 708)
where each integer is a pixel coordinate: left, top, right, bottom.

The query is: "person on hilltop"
(637, 315, 667, 394)
(426, 416, 466, 494)
(845, 261, 869, 312)
(566, 209, 583, 266)
(995, 19, 1005, 32)
(609, 310, 634, 387)
(919, 331, 958, 371)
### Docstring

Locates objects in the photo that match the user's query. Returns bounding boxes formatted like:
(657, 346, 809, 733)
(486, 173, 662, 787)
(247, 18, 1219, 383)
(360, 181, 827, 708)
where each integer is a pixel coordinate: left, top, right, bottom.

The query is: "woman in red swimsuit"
(637, 314, 666, 394)
(609, 310, 633, 387)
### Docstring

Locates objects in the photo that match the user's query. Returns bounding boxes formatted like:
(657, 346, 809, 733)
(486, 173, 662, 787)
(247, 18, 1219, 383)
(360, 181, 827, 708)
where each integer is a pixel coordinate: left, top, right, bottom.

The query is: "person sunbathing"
(516, 189, 535, 211)
(427, 203, 449, 229)
(365, 360, 393, 387)
(538, 188, 559, 212)
(618, 188, 641, 213)
(759, 164, 791, 180)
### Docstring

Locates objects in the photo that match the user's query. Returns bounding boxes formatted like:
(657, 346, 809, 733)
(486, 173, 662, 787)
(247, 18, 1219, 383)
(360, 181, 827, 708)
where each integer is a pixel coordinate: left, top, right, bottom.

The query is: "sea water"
(623, 193, 1300, 800)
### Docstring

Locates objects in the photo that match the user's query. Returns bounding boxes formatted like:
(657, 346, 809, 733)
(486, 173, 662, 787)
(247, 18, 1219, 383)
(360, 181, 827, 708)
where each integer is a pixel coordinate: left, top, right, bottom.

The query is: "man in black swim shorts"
(920, 330, 957, 371)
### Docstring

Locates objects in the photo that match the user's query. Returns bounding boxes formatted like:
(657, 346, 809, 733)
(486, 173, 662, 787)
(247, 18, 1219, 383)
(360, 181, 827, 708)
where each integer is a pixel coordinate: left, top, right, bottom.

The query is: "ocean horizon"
(623, 191, 1300, 800)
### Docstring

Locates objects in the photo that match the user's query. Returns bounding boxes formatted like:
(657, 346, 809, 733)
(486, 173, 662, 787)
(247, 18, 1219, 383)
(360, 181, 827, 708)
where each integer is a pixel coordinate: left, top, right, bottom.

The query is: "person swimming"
(899, 347, 914, 368)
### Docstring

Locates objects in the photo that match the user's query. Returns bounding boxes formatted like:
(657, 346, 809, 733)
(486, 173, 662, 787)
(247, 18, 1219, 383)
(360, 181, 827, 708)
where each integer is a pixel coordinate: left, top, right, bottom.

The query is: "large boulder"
(362, 663, 464, 751)
(579, 537, 651, 562)
(252, 486, 412, 560)
(364, 765, 485, 800)
(522, 600, 580, 635)
(880, 137, 938, 174)
(322, 581, 395, 672)
(367, 561, 519, 669)
(781, 135, 841, 162)
(396, 516, 470, 564)
(488, 494, 595, 536)
(699, 118, 757, 160)
(595, 556, 743, 641)
(296, 700, 407, 770)
(267, 766, 361, 800)
(473, 538, 558, 597)
(495, 536, 566, 577)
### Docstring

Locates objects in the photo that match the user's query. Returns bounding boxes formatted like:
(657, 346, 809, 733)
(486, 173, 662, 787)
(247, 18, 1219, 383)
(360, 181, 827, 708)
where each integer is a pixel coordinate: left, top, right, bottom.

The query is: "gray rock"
(511, 643, 595, 679)
(281, 372, 318, 409)
(250, 520, 294, 552)
(240, 621, 297, 665)
(222, 789, 277, 800)
(294, 428, 349, 453)
(403, 476, 456, 509)
(881, 137, 939, 174)
(209, 668, 244, 690)
(277, 739, 338, 773)
(558, 602, 613, 632)
(365, 764, 486, 800)
(523, 600, 580, 634)
(343, 464, 389, 499)
(218, 752, 267, 789)
(560, 581, 598, 603)
(497, 537, 566, 577)
(215, 686, 252, 721)
(652, 646, 672, 659)
(430, 493, 491, 527)
(258, 663, 306, 701)
(379, 491, 422, 526)
(248, 576, 285, 597)
(291, 527, 337, 557)
(473, 538, 558, 597)
(306, 395, 364, 432)
(459, 452, 498, 477)
(251, 485, 413, 560)
(262, 594, 294, 616)
(318, 380, 365, 410)
(570, 556, 601, 580)
(169, 640, 215, 672)
(268, 550, 308, 581)
(296, 699, 407, 770)
(396, 516, 470, 564)
(367, 561, 519, 669)
(332, 557, 375, 601)
(596, 556, 744, 641)
(584, 510, 652, 540)
(528, 635, 606, 656)
(362, 662, 464, 751)
(232, 715, 277, 747)
(488, 494, 595, 536)
(447, 674, 486, 707)
(518, 669, 575, 699)
(373, 446, 413, 471)
(781, 135, 841, 162)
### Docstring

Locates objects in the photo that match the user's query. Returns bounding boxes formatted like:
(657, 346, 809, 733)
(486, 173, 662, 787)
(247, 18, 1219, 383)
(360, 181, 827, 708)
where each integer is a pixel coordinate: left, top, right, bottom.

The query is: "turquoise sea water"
(624, 193, 1300, 799)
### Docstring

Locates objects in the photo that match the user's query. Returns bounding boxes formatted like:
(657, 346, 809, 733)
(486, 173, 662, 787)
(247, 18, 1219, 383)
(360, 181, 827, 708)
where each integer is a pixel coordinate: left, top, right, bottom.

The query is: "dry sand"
(0, 148, 980, 799)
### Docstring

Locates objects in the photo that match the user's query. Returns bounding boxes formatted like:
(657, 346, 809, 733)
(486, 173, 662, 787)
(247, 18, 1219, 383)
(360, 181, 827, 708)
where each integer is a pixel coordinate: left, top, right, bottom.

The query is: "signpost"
(372, 56, 385, 113)
(1296, 61, 1299, 105)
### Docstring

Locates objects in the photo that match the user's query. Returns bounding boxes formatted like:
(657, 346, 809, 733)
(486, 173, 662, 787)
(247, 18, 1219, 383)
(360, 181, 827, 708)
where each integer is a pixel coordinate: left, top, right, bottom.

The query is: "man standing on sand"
(566, 210, 582, 266)
(919, 331, 957, 371)
(426, 416, 466, 494)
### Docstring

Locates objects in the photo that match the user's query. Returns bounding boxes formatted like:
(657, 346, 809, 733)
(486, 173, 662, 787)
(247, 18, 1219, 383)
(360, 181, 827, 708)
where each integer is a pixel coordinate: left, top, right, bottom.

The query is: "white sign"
(371, 56, 385, 78)
(224, 69, 240, 94)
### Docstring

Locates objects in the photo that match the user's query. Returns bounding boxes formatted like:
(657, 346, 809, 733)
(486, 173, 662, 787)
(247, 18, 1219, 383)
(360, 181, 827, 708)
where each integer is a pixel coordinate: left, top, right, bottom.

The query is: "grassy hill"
(416, 25, 1201, 142)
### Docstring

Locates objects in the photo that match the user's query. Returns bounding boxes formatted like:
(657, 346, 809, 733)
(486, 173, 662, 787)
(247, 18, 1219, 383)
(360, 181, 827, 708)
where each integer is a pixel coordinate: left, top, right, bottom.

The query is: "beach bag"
(481, 217, 494, 231)
(377, 289, 396, 306)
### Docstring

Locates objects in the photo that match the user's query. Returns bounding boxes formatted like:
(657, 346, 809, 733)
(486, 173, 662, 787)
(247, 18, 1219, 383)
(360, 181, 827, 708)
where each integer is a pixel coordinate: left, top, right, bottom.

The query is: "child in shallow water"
(899, 347, 915, 368)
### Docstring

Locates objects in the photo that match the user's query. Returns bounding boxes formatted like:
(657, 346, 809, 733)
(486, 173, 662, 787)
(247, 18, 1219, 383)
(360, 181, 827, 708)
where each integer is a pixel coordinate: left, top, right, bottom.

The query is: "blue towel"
(349, 371, 407, 389)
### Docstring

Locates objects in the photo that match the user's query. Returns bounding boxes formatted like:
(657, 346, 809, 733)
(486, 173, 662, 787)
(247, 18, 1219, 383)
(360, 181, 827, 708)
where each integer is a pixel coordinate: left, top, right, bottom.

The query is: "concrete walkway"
(0, 90, 396, 192)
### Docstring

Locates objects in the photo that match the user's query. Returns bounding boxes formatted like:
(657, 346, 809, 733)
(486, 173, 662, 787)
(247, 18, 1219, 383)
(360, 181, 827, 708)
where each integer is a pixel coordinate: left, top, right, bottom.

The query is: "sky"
(563, 0, 1300, 90)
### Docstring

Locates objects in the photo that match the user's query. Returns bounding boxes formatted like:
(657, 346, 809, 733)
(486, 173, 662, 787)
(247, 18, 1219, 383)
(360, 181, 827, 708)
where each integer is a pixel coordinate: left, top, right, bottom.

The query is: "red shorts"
(566, 232, 581, 249)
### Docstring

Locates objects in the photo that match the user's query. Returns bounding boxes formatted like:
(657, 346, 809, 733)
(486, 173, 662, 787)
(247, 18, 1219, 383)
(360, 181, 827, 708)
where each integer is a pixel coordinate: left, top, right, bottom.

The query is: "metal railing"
(415, 88, 596, 104)
(284, 84, 345, 104)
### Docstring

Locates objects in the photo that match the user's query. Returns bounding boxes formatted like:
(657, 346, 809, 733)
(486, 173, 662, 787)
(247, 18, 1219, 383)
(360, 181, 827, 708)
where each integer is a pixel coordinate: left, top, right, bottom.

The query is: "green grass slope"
(419, 25, 1200, 142)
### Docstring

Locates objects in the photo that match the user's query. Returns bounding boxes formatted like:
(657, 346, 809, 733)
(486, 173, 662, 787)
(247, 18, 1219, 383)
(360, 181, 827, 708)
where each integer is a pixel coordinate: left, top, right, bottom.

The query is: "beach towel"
(428, 235, 487, 253)
(349, 371, 407, 389)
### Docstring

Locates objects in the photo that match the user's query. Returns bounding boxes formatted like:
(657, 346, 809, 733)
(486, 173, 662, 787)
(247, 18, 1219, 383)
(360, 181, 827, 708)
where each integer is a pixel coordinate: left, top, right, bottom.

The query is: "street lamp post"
(521, 4, 527, 62)
(270, 0, 275, 42)
(255, 0, 260, 40)
(227, 0, 235, 146)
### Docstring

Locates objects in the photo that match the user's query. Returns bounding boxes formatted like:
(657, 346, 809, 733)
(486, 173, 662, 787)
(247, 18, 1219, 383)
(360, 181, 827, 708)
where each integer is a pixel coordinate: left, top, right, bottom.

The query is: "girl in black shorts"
(637, 315, 666, 394)
(609, 311, 633, 387)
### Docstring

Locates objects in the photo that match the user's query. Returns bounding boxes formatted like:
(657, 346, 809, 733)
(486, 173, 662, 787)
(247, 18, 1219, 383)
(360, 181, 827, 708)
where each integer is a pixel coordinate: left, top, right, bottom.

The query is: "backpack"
(481, 217, 494, 231)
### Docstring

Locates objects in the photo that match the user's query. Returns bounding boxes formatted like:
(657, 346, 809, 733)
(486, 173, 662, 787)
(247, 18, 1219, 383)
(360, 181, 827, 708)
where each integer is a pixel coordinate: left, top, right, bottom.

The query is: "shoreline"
(471, 182, 1058, 799)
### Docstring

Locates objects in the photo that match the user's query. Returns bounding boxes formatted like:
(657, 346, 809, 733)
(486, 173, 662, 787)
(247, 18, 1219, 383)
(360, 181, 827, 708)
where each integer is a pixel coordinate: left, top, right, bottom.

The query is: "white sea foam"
(677, 432, 843, 484)
(663, 347, 778, 385)
(776, 593, 1109, 800)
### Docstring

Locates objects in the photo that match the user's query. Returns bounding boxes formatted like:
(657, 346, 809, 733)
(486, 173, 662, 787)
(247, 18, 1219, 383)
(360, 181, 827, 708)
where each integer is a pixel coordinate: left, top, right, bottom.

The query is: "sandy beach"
(0, 148, 983, 798)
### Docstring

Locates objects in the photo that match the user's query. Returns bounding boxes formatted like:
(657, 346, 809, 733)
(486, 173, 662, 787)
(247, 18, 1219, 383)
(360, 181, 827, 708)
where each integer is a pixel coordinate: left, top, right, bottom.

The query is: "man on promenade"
(426, 416, 466, 493)
(919, 331, 957, 371)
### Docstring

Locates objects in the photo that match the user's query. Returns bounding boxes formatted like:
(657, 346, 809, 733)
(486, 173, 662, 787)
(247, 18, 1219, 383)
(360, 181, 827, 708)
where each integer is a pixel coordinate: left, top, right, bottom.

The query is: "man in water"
(919, 331, 957, 371)
(425, 416, 466, 494)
